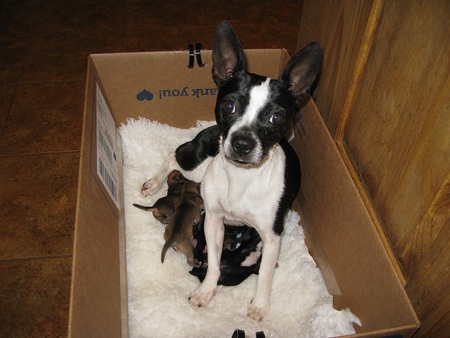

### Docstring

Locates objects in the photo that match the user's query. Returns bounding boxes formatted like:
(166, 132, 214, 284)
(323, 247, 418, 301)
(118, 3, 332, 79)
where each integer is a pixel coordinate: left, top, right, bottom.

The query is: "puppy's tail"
(161, 238, 175, 263)
(133, 203, 156, 211)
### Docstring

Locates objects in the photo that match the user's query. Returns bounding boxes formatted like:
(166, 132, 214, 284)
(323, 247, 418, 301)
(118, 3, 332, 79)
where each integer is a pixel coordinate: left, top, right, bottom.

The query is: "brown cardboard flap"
(69, 59, 127, 338)
(294, 98, 420, 336)
(89, 49, 290, 127)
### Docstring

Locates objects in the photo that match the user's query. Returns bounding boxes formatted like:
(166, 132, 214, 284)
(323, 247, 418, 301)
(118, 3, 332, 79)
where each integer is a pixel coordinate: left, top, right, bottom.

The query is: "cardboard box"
(69, 49, 419, 337)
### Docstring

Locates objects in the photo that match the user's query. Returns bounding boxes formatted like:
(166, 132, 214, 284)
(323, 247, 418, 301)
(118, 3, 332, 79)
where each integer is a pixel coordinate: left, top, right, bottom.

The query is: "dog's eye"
(269, 112, 284, 125)
(221, 100, 236, 114)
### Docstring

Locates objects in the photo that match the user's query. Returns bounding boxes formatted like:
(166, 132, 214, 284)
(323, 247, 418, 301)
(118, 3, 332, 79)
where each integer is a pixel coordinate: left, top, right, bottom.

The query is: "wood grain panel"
(405, 220, 450, 337)
(296, 0, 373, 137)
(401, 175, 450, 271)
(298, 0, 450, 335)
(343, 0, 450, 258)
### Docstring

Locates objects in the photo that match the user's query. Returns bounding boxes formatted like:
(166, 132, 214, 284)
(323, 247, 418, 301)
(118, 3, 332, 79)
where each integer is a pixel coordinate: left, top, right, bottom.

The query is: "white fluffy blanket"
(119, 118, 360, 338)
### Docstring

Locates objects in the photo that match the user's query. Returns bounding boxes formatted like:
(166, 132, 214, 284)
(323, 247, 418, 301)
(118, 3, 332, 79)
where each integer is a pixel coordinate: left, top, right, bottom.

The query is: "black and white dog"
(142, 21, 321, 321)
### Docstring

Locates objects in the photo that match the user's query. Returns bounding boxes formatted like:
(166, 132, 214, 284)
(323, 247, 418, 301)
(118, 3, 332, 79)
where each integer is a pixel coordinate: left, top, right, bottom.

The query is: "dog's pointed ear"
(212, 21, 246, 86)
(280, 42, 322, 106)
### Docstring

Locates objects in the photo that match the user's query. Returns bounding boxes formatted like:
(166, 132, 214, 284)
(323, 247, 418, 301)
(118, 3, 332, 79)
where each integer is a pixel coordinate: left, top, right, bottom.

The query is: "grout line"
(0, 66, 23, 144)
(0, 253, 73, 263)
(16, 78, 86, 86)
(0, 150, 80, 158)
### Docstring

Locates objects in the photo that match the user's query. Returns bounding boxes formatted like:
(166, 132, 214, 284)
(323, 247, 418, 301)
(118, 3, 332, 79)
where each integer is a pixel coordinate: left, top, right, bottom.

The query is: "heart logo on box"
(137, 89, 154, 101)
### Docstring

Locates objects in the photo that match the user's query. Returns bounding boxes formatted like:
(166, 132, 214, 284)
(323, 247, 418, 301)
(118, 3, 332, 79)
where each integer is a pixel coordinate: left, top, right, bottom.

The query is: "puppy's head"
(167, 170, 188, 195)
(212, 21, 322, 167)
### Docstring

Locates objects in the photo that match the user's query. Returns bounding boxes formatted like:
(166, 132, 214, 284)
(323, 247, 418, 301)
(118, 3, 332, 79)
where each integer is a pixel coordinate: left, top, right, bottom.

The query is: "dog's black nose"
(232, 137, 255, 156)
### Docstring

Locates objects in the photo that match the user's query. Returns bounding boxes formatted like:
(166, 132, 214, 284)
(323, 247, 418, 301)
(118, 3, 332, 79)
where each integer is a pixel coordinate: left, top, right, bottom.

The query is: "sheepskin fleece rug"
(119, 118, 361, 338)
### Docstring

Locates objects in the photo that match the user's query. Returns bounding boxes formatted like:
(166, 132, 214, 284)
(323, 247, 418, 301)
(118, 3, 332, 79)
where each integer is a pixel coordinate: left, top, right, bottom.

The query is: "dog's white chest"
(202, 145, 286, 229)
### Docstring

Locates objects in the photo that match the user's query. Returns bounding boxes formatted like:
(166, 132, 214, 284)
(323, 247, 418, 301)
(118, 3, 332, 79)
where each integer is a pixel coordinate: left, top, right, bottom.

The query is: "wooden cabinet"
(297, 0, 450, 336)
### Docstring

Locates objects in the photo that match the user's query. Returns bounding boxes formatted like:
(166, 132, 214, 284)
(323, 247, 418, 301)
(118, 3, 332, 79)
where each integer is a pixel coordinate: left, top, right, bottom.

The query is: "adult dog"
(142, 21, 321, 321)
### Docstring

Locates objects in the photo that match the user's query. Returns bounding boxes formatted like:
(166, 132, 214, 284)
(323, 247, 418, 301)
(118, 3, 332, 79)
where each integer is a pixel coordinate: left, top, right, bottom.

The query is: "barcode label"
(96, 82, 120, 208)
(98, 157, 118, 200)
(98, 125, 113, 165)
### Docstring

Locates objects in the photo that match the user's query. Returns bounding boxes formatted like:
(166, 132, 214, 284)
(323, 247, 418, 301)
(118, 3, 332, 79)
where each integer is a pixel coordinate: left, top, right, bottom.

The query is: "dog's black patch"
(273, 137, 301, 235)
(175, 125, 220, 171)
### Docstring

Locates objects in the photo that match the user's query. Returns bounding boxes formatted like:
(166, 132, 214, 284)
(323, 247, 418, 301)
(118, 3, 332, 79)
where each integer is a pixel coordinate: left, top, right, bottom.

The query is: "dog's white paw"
(189, 286, 216, 307)
(141, 178, 161, 196)
(247, 302, 269, 321)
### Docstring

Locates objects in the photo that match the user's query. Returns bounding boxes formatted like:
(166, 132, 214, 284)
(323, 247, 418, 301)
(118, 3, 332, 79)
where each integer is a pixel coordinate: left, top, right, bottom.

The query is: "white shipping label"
(96, 82, 120, 208)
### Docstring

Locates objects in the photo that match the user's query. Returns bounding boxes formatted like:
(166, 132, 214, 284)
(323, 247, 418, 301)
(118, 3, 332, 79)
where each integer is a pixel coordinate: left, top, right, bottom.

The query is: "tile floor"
(0, 1, 303, 336)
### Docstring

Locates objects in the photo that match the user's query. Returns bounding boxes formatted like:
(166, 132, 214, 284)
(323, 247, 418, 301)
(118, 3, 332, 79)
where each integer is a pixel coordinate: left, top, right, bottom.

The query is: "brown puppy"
(133, 170, 187, 223)
(134, 170, 203, 266)
(160, 180, 203, 266)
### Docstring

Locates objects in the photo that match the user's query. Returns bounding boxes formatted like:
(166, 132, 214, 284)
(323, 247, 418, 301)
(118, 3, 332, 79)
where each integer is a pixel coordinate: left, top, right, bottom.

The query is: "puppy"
(134, 170, 203, 266)
(141, 21, 321, 320)
(160, 179, 203, 266)
(134, 170, 188, 224)
(190, 212, 262, 286)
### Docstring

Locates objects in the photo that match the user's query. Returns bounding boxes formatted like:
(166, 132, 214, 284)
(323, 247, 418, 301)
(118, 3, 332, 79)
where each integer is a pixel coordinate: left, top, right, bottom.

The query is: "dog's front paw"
(189, 286, 216, 307)
(247, 302, 269, 321)
(141, 178, 161, 196)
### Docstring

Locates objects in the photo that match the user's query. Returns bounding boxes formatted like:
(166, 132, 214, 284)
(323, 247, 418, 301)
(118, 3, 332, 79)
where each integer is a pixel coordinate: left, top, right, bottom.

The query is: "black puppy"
(190, 212, 262, 286)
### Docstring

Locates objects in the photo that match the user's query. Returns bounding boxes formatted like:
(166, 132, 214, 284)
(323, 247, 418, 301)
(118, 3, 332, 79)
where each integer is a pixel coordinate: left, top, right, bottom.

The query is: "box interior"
(69, 49, 419, 337)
